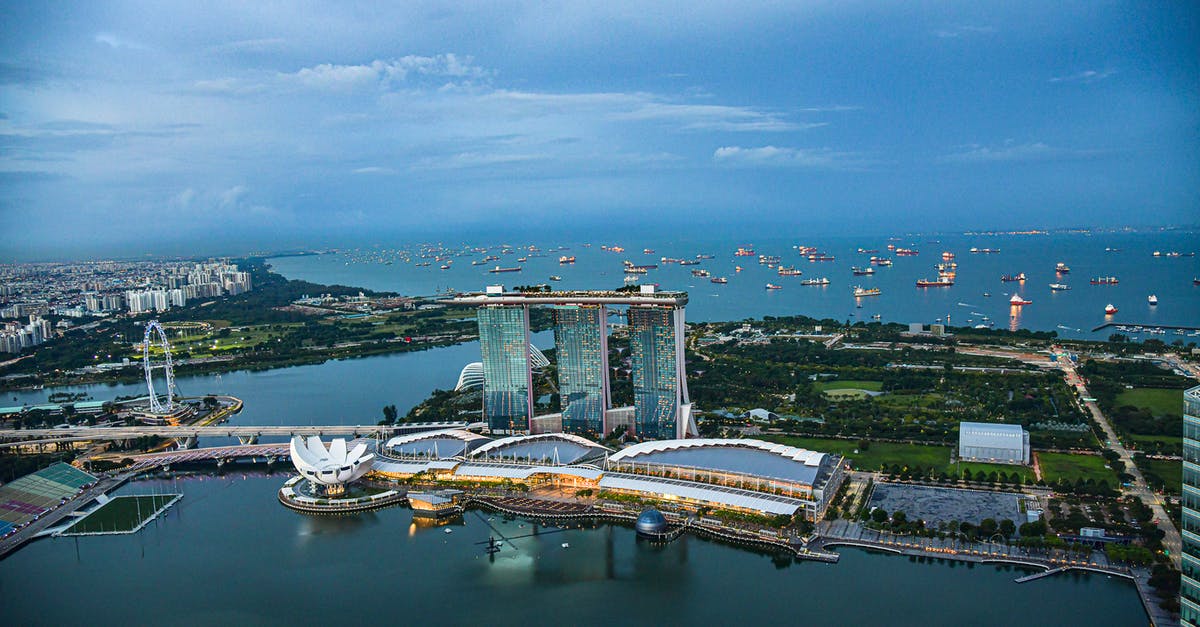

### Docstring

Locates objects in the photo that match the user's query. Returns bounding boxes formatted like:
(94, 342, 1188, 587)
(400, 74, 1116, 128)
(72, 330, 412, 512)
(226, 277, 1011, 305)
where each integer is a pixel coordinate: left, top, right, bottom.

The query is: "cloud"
(617, 102, 816, 132)
(712, 145, 866, 169)
(410, 152, 549, 171)
(282, 54, 491, 91)
(937, 141, 1101, 163)
(934, 25, 996, 39)
(1049, 69, 1116, 84)
(94, 33, 148, 51)
(206, 38, 288, 55)
(352, 166, 395, 174)
(797, 105, 862, 113)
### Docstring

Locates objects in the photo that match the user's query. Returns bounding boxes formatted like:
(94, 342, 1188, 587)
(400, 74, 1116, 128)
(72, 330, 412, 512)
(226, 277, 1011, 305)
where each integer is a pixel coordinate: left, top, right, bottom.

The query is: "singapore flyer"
(143, 320, 178, 414)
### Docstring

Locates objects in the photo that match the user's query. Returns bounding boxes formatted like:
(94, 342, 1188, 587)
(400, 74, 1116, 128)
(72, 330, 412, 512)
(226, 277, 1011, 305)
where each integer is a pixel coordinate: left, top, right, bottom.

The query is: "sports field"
(63, 494, 181, 534)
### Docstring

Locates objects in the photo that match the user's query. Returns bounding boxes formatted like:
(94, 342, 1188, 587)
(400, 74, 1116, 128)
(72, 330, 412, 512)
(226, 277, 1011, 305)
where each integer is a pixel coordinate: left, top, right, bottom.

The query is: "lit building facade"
(1182, 385, 1200, 625)
(477, 305, 533, 434)
(628, 306, 690, 440)
(453, 287, 695, 440)
(553, 305, 610, 436)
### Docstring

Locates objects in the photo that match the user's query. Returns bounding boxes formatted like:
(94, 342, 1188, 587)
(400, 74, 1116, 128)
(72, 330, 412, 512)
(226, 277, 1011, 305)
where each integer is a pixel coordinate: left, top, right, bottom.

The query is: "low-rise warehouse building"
(958, 421, 1030, 465)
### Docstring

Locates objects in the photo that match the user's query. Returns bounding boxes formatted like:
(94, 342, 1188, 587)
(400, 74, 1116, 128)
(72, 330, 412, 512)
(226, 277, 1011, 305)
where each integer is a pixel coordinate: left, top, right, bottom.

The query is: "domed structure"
(635, 508, 668, 536)
(289, 436, 374, 496)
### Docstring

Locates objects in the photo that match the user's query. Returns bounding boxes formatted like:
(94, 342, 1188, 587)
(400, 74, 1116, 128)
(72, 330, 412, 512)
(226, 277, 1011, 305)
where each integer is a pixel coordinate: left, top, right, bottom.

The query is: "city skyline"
(2, 2, 1198, 260)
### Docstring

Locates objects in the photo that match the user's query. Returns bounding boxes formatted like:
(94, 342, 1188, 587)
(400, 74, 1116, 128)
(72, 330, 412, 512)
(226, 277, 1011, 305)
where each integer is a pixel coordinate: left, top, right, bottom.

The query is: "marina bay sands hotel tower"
(447, 286, 697, 440)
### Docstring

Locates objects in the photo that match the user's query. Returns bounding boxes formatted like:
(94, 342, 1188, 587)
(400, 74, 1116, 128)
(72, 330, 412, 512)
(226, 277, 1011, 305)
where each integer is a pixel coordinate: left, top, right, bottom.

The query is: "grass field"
(761, 435, 952, 471)
(1115, 387, 1184, 417)
(1035, 452, 1118, 485)
(814, 380, 883, 392)
(64, 494, 180, 534)
(1140, 458, 1181, 496)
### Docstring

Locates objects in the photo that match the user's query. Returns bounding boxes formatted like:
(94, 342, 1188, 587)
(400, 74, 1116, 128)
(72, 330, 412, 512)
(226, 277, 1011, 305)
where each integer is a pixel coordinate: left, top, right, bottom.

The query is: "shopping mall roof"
(470, 433, 610, 465)
(598, 473, 806, 516)
(385, 429, 491, 458)
(609, 439, 830, 486)
(452, 462, 603, 481)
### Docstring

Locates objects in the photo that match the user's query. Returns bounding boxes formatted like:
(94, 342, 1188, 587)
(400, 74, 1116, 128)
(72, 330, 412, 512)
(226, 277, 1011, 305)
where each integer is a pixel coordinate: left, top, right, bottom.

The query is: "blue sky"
(1, 2, 1197, 259)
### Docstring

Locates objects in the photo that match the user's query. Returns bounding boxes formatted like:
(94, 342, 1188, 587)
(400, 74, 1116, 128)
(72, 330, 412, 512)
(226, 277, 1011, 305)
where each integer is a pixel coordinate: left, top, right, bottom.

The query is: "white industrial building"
(958, 421, 1030, 465)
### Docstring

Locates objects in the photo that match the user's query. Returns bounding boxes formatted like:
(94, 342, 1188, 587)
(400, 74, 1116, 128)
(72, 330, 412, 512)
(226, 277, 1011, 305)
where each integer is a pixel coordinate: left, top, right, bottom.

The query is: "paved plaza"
(868, 483, 1025, 527)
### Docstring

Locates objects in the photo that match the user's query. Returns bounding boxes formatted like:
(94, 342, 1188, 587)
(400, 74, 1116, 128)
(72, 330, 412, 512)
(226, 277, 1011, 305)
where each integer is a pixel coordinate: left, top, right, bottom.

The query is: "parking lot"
(868, 483, 1025, 527)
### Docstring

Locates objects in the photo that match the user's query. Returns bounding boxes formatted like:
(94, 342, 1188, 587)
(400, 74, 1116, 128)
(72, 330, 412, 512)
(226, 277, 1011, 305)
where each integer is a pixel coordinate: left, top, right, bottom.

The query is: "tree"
(979, 518, 998, 537)
(381, 404, 398, 423)
(203, 395, 219, 409)
(999, 519, 1016, 538)
(871, 508, 889, 524)
(891, 510, 908, 525)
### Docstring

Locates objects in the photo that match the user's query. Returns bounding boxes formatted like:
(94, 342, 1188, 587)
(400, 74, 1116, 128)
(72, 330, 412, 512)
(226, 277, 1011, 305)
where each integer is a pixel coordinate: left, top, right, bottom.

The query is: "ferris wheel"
(143, 320, 177, 414)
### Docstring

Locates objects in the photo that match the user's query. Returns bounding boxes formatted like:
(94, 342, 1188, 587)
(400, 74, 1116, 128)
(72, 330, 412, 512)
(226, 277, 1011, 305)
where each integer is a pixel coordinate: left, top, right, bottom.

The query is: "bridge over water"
(0, 421, 480, 449)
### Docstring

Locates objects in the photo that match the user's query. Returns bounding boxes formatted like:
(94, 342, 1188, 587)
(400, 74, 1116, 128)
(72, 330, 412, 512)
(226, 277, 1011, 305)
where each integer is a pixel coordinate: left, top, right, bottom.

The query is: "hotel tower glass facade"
(629, 306, 685, 440)
(477, 306, 533, 434)
(1183, 385, 1200, 625)
(553, 305, 610, 436)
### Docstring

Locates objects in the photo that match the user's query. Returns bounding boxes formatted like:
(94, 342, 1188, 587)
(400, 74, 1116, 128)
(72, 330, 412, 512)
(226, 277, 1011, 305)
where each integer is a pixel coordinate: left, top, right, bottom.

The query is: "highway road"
(1054, 347, 1183, 568)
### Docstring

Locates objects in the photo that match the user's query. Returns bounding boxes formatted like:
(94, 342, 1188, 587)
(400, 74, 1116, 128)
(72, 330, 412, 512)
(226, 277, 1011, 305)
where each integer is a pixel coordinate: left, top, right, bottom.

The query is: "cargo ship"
(711, 277, 728, 284)
(851, 266, 875, 276)
(916, 278, 954, 287)
(1055, 262, 1070, 273)
(870, 257, 893, 266)
(678, 260, 700, 266)
(1049, 283, 1070, 291)
(853, 286, 881, 297)
(1148, 294, 1157, 306)
(489, 266, 522, 273)
(735, 247, 756, 257)
(765, 283, 782, 290)
(549, 275, 562, 281)
(807, 254, 836, 262)
(1000, 273, 1026, 282)
(1010, 294, 1032, 306)
(777, 267, 804, 276)
(857, 248, 879, 254)
(969, 247, 1000, 254)
(941, 251, 956, 260)
(1091, 276, 1119, 285)
(690, 269, 711, 278)
(558, 256, 576, 264)
(1104, 303, 1118, 315)
(801, 278, 830, 286)
(643, 248, 655, 255)
(758, 255, 781, 265)
(895, 248, 919, 256)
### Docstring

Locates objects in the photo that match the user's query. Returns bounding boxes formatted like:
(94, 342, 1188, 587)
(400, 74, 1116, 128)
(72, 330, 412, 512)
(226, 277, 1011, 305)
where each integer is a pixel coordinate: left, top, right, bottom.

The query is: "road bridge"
(0, 421, 473, 449)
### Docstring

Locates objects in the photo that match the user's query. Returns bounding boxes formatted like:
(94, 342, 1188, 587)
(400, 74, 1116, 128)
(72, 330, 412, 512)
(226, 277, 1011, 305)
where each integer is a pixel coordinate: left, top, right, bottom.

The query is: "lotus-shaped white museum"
(289, 436, 374, 496)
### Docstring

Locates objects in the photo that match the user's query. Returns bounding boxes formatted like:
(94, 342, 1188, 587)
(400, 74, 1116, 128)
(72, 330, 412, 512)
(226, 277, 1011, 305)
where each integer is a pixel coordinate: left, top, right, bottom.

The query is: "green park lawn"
(761, 435, 951, 472)
(1036, 451, 1119, 485)
(1140, 458, 1181, 496)
(1115, 387, 1184, 417)
(814, 380, 884, 392)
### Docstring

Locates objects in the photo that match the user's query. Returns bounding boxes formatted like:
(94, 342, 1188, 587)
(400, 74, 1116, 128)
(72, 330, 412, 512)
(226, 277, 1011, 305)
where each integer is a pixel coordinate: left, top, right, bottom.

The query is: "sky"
(1, 1, 1197, 260)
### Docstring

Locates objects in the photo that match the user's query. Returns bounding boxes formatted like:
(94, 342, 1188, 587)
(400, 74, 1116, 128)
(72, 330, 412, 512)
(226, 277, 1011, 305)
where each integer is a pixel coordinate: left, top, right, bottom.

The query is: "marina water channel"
(1, 342, 1150, 625)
